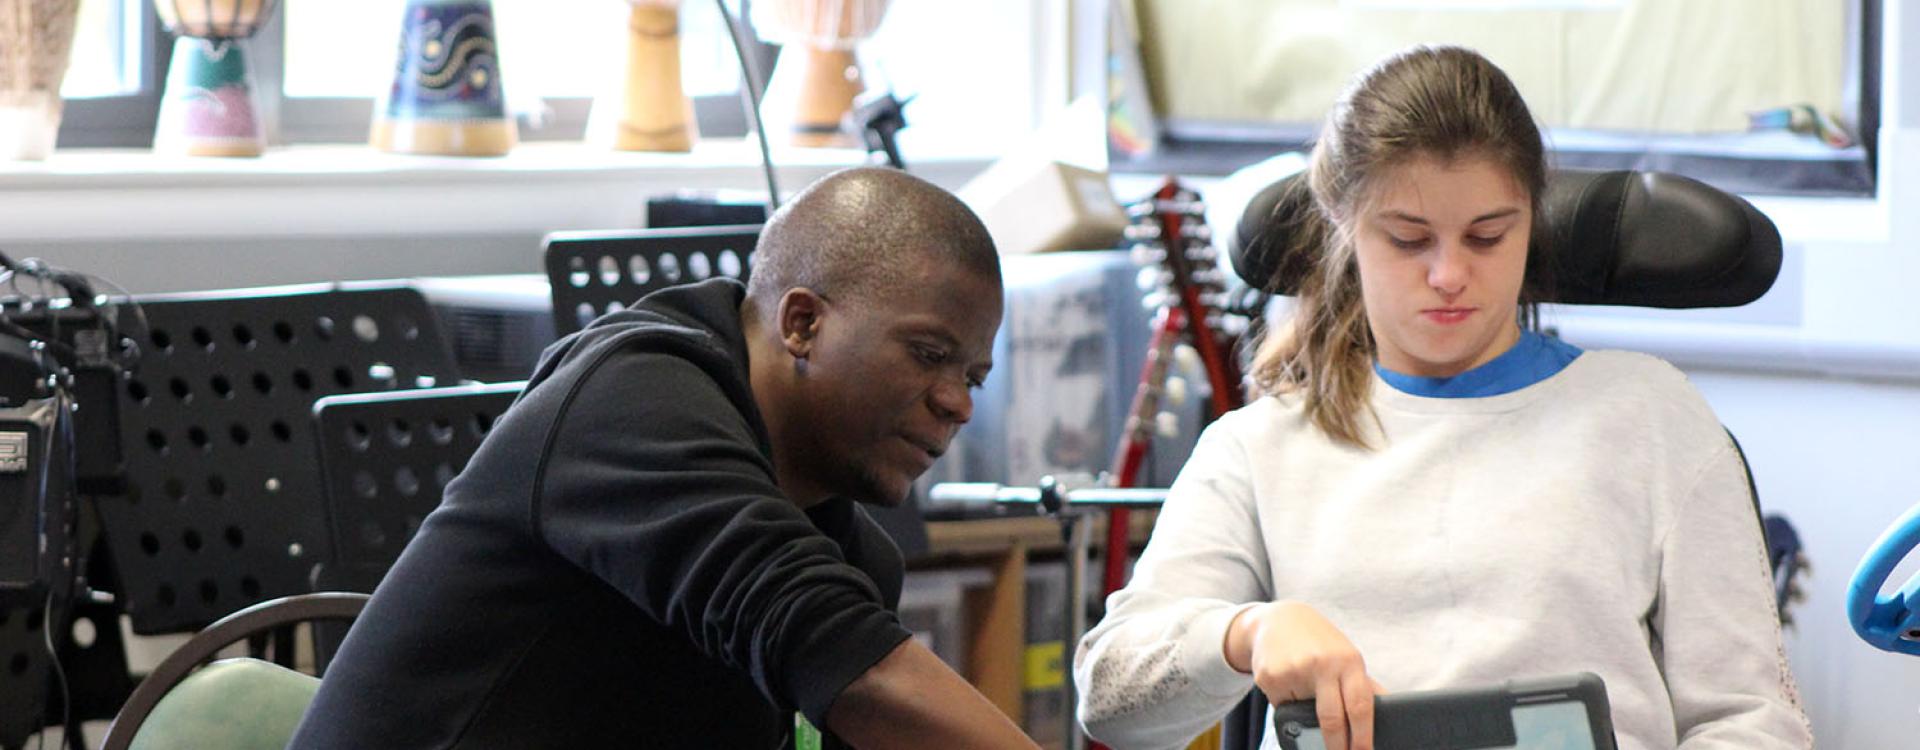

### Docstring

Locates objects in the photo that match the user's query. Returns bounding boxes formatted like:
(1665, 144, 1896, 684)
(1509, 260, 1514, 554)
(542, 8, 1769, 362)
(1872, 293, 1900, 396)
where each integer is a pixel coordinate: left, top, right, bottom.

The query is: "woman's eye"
(1389, 236, 1430, 250)
(1467, 233, 1505, 248)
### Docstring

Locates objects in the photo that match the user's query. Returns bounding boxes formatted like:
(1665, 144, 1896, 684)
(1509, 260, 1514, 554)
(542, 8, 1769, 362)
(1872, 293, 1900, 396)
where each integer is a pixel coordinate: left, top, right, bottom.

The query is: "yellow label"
(1024, 640, 1065, 690)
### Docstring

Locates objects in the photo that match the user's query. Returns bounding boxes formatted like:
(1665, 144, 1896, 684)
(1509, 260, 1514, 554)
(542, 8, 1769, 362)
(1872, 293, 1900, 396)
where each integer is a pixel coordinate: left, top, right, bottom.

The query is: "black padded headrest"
(1228, 169, 1783, 308)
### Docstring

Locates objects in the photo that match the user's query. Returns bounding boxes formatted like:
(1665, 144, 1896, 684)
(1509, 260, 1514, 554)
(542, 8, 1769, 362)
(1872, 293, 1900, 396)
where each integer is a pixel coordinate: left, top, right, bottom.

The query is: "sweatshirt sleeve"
(532, 346, 911, 727)
(1655, 443, 1813, 748)
(1074, 418, 1271, 749)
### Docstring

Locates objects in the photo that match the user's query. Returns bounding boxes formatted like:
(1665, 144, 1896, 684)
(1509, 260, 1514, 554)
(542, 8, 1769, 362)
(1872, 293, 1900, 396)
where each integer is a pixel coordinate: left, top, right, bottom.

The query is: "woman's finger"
(1341, 669, 1376, 750)
(1314, 673, 1350, 750)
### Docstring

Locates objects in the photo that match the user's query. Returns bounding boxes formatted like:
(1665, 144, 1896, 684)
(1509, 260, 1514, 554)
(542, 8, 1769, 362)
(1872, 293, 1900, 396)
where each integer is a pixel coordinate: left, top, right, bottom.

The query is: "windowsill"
(0, 139, 994, 188)
(0, 140, 996, 241)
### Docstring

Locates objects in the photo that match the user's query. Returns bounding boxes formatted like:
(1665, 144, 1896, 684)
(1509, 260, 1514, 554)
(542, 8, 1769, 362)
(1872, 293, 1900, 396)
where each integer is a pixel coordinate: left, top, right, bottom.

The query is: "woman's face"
(1352, 153, 1531, 378)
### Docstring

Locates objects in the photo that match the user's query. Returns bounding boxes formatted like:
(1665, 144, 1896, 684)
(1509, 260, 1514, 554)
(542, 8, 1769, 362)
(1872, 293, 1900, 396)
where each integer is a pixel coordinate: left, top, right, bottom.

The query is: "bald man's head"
(746, 167, 1000, 311)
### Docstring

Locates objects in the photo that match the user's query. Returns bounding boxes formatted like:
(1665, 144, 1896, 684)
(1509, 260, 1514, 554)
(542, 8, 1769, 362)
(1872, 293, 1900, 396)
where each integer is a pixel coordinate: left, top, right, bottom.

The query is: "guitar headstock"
(1125, 180, 1228, 328)
(1115, 178, 1247, 441)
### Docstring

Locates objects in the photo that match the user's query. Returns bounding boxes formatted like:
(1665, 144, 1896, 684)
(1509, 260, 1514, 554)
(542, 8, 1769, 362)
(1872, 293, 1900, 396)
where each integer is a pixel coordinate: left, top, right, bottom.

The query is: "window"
(62, 0, 143, 98)
(1108, 0, 1880, 196)
(51, 0, 1039, 157)
(55, 0, 164, 148)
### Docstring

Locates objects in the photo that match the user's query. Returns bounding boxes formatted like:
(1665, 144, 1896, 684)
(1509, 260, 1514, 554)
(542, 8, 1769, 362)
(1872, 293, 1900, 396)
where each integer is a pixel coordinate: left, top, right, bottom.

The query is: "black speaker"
(0, 333, 72, 609)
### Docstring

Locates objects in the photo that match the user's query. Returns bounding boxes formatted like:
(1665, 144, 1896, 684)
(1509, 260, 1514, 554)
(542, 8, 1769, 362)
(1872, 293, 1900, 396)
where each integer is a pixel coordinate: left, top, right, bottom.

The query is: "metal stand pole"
(1063, 511, 1093, 750)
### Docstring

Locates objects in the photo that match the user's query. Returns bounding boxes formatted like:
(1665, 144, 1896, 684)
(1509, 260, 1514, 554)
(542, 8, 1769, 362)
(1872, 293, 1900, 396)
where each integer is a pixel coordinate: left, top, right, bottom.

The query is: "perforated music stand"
(542, 225, 759, 337)
(309, 382, 523, 595)
(1, 598, 54, 749)
(97, 283, 464, 635)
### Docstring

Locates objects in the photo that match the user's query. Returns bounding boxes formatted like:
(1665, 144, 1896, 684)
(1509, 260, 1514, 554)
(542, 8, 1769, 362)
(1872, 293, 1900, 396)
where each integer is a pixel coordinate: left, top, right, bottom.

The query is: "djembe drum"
(372, 0, 516, 156)
(752, 0, 890, 148)
(0, 0, 82, 160)
(600, 0, 695, 152)
(153, 0, 279, 157)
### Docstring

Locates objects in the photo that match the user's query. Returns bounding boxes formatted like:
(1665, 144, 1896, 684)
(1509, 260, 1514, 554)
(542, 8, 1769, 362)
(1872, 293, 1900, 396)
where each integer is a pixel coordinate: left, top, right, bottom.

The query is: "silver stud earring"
(794, 355, 808, 376)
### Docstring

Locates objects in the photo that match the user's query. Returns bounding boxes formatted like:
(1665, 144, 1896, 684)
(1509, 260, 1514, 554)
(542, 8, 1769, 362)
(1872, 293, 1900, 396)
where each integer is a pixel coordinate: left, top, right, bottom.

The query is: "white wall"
(1687, 368, 1920, 749)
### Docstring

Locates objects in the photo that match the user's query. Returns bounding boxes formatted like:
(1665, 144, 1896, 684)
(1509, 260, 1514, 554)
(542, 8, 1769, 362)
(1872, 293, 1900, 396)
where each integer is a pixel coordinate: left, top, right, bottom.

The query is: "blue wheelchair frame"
(1849, 503, 1920, 656)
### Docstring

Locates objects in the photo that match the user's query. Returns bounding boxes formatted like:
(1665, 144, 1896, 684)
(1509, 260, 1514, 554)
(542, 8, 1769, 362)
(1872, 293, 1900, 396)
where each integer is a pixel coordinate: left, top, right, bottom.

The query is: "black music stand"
(306, 382, 522, 667)
(309, 382, 523, 595)
(542, 225, 760, 337)
(0, 599, 54, 750)
(97, 283, 464, 635)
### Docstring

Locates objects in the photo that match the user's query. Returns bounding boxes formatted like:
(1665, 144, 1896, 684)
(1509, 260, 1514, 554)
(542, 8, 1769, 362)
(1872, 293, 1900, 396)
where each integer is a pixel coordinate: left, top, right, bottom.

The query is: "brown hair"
(1249, 45, 1552, 448)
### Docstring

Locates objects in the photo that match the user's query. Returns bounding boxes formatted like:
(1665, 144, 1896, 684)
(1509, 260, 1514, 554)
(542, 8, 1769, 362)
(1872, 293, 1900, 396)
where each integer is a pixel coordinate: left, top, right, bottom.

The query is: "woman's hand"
(1225, 601, 1386, 750)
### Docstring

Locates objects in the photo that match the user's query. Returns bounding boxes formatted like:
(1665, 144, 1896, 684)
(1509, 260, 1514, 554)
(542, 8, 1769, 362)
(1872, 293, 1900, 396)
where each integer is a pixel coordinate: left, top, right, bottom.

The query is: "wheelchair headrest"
(1228, 169, 1783, 308)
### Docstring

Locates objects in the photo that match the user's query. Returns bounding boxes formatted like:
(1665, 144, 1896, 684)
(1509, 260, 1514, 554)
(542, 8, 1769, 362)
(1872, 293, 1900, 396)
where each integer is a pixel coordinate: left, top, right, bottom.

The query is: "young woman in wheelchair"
(1074, 45, 1811, 750)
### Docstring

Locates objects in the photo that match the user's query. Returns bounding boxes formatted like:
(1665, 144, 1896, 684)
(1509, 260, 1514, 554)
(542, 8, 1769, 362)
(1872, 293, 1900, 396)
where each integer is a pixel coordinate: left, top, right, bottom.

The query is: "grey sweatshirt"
(1075, 351, 1811, 750)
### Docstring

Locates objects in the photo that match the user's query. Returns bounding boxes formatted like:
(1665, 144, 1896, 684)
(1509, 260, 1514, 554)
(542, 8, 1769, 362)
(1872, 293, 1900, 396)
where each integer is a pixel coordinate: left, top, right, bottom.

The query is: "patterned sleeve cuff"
(1181, 602, 1262, 699)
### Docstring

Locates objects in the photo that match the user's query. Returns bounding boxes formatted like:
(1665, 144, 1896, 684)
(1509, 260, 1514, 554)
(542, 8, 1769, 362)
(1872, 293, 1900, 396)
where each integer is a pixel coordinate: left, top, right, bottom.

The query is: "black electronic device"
(0, 251, 136, 749)
(414, 275, 554, 384)
(1272, 673, 1618, 750)
(0, 339, 70, 608)
(645, 192, 771, 230)
(849, 89, 912, 170)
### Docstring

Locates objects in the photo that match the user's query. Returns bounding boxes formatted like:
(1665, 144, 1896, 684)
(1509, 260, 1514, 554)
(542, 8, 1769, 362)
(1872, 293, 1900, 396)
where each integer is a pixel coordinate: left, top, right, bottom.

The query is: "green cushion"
(129, 658, 320, 750)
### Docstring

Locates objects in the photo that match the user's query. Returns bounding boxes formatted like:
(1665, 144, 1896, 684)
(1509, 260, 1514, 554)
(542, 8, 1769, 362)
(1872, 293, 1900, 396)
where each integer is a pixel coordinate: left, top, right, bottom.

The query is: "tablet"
(1271, 672, 1617, 750)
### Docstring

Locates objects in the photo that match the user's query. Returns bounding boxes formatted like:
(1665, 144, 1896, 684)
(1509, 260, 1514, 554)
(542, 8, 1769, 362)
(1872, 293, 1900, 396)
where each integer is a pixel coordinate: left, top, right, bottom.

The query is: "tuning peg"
(1184, 224, 1214, 242)
(1794, 552, 1810, 574)
(1164, 376, 1190, 406)
(1136, 267, 1161, 293)
(1142, 292, 1168, 311)
(1124, 223, 1163, 241)
(1173, 344, 1201, 372)
(1154, 411, 1181, 438)
(1130, 243, 1166, 265)
(1125, 202, 1158, 219)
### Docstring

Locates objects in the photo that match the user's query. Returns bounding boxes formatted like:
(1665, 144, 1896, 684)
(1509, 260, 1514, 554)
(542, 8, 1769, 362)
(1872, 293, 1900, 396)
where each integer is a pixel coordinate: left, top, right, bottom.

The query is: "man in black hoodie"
(290, 167, 1037, 749)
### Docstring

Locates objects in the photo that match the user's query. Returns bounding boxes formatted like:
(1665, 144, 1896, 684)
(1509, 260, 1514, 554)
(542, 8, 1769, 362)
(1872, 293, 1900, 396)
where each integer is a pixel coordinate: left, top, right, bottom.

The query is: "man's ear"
(777, 287, 827, 359)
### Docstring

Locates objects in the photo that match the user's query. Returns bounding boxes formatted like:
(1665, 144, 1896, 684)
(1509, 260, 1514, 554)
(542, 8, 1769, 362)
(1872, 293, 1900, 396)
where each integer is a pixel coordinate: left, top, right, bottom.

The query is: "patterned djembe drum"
(372, 0, 516, 156)
(752, 0, 891, 148)
(153, 0, 278, 157)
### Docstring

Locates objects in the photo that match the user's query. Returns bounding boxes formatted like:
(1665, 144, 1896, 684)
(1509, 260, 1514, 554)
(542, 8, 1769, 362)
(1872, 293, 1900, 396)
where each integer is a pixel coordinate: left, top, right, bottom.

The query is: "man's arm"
(535, 346, 917, 727)
(827, 639, 1041, 750)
